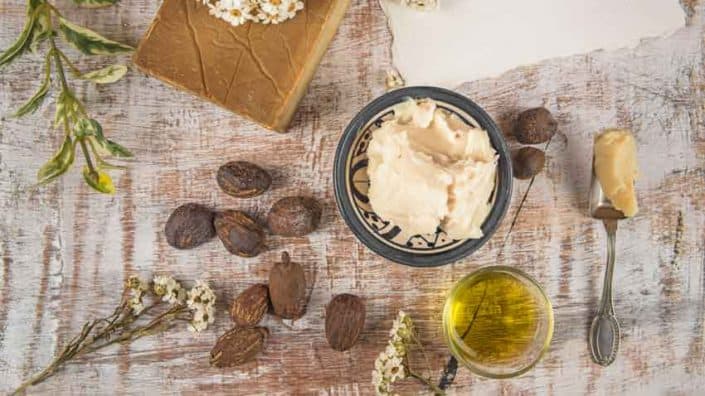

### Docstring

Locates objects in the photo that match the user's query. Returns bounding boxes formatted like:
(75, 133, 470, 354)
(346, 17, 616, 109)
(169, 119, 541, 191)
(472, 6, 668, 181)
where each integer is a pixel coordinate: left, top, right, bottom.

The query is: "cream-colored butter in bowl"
(333, 87, 512, 267)
(367, 98, 498, 240)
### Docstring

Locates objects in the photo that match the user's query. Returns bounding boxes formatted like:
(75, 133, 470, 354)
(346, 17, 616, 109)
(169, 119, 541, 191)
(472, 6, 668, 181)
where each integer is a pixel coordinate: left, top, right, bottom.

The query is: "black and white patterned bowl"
(333, 87, 513, 267)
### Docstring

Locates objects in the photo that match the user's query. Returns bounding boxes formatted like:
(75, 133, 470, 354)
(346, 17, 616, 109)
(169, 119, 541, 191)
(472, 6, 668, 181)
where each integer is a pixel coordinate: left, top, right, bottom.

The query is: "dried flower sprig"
(399, 0, 439, 11)
(1, 0, 133, 194)
(199, 0, 305, 27)
(12, 275, 216, 395)
(372, 311, 445, 396)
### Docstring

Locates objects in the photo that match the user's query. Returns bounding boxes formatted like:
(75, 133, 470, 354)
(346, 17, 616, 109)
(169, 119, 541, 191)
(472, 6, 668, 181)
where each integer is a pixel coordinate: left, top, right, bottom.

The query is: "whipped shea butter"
(594, 129, 639, 217)
(366, 99, 498, 239)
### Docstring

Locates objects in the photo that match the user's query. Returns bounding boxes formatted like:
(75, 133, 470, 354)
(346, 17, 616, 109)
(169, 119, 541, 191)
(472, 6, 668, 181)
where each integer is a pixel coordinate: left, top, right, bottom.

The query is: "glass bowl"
(442, 266, 554, 378)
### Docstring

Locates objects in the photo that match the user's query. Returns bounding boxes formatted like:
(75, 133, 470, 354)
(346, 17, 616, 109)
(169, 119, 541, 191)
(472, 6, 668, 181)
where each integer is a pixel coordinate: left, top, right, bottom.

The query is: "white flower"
(258, 0, 302, 20)
(127, 296, 145, 315)
(385, 70, 405, 90)
(224, 0, 254, 25)
(187, 280, 216, 308)
(208, 2, 227, 19)
(186, 280, 217, 332)
(197, 0, 304, 27)
(153, 275, 185, 305)
(126, 276, 149, 315)
(188, 305, 216, 332)
(389, 311, 413, 344)
(402, 0, 439, 11)
(127, 275, 149, 292)
(372, 310, 415, 395)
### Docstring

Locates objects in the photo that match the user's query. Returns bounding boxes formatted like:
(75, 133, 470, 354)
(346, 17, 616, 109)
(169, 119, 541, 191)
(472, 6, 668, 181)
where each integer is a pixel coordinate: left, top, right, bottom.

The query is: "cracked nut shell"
(512, 147, 546, 180)
(164, 203, 216, 249)
(216, 161, 272, 198)
(325, 294, 366, 352)
(230, 284, 269, 327)
(214, 210, 266, 257)
(268, 252, 307, 319)
(514, 107, 557, 144)
(210, 326, 268, 368)
(267, 196, 322, 237)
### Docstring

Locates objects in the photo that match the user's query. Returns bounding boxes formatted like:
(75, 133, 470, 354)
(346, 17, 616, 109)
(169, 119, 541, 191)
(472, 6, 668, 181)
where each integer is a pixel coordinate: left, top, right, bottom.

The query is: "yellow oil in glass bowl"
(442, 266, 554, 378)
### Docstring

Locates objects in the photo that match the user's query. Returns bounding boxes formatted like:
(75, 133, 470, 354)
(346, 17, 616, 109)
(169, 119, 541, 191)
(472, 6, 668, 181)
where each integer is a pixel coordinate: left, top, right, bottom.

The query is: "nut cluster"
(164, 160, 322, 257)
(162, 160, 365, 367)
(211, 251, 313, 367)
(511, 107, 557, 180)
(211, 252, 367, 367)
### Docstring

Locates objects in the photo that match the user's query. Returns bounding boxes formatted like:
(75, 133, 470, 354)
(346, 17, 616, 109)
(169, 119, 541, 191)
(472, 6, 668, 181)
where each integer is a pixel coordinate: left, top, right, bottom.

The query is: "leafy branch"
(1, 0, 133, 194)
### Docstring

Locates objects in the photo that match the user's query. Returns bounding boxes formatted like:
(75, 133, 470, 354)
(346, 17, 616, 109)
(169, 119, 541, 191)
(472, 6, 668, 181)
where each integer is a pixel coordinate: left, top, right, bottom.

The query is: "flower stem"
(56, 49, 82, 76)
(409, 371, 446, 396)
(48, 38, 69, 92)
(11, 320, 98, 395)
(438, 283, 488, 390)
(79, 138, 97, 175)
(11, 302, 187, 394)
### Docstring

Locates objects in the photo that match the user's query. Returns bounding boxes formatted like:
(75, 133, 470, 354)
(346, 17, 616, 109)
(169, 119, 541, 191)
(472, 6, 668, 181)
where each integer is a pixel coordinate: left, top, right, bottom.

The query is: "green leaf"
(77, 118, 133, 158)
(54, 90, 81, 128)
(72, 0, 120, 8)
(95, 158, 127, 170)
(81, 64, 128, 84)
(29, 10, 52, 54)
(72, 117, 102, 137)
(102, 139, 133, 158)
(29, 0, 44, 11)
(13, 55, 52, 117)
(82, 166, 115, 194)
(13, 73, 50, 117)
(0, 12, 36, 69)
(37, 135, 75, 185)
(58, 17, 133, 56)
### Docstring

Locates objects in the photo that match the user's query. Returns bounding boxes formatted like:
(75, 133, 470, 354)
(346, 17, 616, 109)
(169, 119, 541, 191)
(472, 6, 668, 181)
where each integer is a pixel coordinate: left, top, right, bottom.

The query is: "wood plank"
(0, 0, 704, 394)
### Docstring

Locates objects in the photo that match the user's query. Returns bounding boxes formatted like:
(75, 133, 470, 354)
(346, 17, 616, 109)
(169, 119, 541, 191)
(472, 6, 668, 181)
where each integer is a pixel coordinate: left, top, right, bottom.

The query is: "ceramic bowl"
(333, 87, 512, 267)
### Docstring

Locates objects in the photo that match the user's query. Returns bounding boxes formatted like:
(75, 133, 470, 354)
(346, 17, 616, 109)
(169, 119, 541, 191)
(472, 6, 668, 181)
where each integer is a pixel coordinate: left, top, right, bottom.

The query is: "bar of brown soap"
(133, 0, 351, 132)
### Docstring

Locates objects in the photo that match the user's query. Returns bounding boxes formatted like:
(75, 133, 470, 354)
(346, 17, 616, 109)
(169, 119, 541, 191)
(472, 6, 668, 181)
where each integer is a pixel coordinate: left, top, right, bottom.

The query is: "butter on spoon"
(593, 129, 639, 217)
(588, 128, 639, 367)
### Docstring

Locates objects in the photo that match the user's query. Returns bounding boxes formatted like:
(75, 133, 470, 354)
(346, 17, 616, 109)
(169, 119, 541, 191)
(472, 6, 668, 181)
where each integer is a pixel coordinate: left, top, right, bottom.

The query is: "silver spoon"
(588, 164, 625, 367)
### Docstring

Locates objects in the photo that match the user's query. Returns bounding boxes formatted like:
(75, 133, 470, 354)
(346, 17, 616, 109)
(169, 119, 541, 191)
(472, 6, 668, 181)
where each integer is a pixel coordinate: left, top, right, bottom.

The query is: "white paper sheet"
(381, 0, 686, 88)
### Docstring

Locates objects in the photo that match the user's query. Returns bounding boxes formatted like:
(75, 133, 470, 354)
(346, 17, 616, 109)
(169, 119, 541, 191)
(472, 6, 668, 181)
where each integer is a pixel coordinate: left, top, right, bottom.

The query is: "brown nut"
(230, 284, 269, 327)
(164, 203, 215, 249)
(325, 294, 366, 352)
(267, 196, 322, 237)
(214, 210, 266, 257)
(512, 147, 546, 180)
(210, 327, 268, 368)
(268, 252, 307, 320)
(217, 161, 272, 198)
(514, 107, 557, 144)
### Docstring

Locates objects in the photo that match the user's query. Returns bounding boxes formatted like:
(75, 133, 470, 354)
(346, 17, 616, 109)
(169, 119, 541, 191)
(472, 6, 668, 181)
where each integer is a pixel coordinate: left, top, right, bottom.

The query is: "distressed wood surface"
(1, 0, 704, 394)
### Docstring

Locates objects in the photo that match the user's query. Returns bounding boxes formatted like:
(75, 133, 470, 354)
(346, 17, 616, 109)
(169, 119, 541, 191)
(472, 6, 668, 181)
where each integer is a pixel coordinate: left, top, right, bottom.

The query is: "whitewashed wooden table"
(1, 0, 704, 394)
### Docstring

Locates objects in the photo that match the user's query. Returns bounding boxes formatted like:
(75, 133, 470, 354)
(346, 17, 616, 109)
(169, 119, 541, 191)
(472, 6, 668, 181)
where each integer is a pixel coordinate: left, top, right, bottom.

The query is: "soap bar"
(594, 129, 639, 217)
(133, 0, 351, 132)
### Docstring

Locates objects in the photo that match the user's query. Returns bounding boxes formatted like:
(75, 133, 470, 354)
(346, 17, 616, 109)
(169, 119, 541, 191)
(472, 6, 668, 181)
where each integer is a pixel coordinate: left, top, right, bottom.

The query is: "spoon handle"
(589, 219, 620, 366)
(599, 219, 617, 315)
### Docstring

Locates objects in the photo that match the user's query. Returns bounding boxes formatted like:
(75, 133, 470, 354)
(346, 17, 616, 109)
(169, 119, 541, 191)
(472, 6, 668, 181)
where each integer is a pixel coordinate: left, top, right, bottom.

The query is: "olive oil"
(443, 267, 553, 378)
